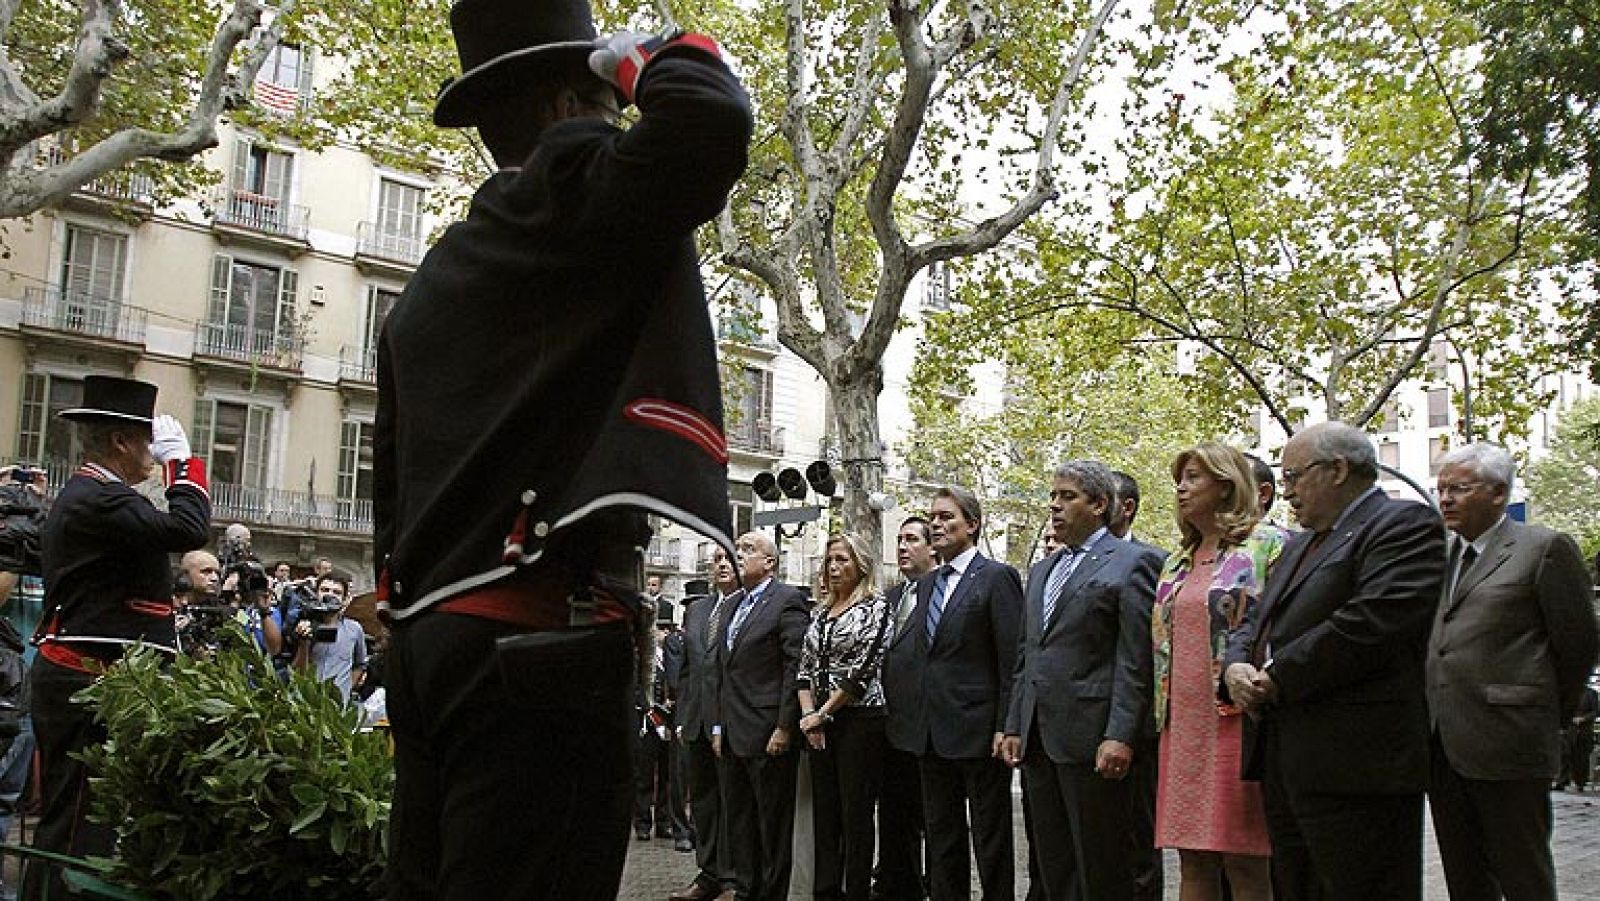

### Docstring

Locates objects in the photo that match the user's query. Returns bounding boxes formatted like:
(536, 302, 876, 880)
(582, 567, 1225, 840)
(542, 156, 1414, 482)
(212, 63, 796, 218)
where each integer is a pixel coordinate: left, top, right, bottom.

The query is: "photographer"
(292, 575, 366, 703)
(226, 560, 283, 658)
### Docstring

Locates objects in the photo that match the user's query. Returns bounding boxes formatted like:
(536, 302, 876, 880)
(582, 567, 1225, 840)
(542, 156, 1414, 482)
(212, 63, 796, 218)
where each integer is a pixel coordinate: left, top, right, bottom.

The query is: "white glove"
(151, 414, 191, 463)
(588, 30, 657, 104)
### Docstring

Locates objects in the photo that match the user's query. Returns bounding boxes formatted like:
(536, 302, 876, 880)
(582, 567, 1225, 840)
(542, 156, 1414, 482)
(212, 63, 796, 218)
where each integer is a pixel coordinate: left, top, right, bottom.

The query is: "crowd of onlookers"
(638, 422, 1599, 901)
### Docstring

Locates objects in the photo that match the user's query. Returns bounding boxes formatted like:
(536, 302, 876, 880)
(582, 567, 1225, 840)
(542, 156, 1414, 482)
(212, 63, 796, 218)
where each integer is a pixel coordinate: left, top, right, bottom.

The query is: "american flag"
(255, 78, 300, 116)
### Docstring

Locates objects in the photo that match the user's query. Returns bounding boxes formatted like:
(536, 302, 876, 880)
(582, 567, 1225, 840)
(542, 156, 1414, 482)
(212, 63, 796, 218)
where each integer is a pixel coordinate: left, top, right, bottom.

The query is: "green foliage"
(1460, 0, 1600, 376)
(1526, 396, 1600, 560)
(908, 307, 1214, 566)
(75, 640, 391, 901)
(944, 0, 1579, 447)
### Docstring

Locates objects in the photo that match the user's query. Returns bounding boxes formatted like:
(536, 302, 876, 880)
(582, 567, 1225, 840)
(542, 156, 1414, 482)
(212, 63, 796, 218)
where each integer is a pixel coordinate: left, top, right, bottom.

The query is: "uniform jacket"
(1007, 532, 1163, 765)
(883, 552, 1023, 759)
(374, 49, 752, 616)
(1223, 491, 1445, 794)
(1428, 518, 1598, 781)
(40, 464, 211, 659)
(714, 581, 809, 757)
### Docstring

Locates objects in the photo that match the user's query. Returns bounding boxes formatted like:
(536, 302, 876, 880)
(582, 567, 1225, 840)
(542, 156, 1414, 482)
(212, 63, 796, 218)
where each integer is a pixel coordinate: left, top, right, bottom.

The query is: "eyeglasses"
(1280, 459, 1332, 489)
(1436, 481, 1484, 499)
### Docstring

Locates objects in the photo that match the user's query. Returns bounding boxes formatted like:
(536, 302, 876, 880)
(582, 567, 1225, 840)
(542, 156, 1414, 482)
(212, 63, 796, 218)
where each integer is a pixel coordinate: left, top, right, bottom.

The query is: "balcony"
(354, 221, 426, 276)
(339, 344, 377, 385)
(717, 318, 780, 358)
(211, 482, 372, 535)
(35, 145, 156, 217)
(210, 188, 311, 255)
(194, 322, 304, 374)
(728, 420, 784, 458)
(20, 286, 147, 351)
(647, 537, 681, 570)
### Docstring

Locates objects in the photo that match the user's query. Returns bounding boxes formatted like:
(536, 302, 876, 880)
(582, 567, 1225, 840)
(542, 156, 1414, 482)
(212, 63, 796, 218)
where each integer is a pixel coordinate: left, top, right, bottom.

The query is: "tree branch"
(828, 6, 886, 175)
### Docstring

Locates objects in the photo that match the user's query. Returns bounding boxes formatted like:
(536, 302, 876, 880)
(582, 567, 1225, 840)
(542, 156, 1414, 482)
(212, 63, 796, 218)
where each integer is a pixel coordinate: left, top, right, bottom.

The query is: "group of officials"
(662, 421, 1598, 901)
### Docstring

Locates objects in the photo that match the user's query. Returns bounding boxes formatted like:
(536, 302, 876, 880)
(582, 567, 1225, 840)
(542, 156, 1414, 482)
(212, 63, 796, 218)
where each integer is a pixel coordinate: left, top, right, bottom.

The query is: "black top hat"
(58, 376, 158, 426)
(433, 0, 604, 128)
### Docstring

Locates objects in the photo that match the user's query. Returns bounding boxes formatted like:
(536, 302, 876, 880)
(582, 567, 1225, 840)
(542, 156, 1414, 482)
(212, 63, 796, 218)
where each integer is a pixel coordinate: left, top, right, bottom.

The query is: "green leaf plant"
(74, 631, 390, 901)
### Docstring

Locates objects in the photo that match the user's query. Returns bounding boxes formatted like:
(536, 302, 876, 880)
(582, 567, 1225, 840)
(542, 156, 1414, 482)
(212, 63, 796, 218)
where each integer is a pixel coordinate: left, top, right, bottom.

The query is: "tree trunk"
(828, 364, 886, 571)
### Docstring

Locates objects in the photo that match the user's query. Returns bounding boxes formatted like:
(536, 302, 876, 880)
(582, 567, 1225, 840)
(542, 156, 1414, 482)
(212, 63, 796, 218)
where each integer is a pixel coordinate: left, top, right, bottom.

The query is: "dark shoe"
(635, 827, 652, 841)
(668, 881, 718, 901)
(675, 836, 695, 853)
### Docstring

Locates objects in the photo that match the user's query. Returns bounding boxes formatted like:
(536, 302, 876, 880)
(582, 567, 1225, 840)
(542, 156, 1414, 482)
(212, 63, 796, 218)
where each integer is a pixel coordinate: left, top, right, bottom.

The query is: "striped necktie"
(1041, 547, 1078, 629)
(924, 564, 955, 642)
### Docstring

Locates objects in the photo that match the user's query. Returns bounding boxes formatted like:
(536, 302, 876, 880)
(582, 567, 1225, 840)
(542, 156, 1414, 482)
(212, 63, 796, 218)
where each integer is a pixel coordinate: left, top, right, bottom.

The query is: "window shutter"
(759, 369, 774, 425)
(17, 373, 45, 461)
(278, 268, 299, 341)
(296, 48, 314, 99)
(244, 406, 271, 490)
(264, 150, 291, 207)
(338, 421, 359, 501)
(191, 398, 214, 461)
(208, 255, 232, 327)
(231, 138, 250, 192)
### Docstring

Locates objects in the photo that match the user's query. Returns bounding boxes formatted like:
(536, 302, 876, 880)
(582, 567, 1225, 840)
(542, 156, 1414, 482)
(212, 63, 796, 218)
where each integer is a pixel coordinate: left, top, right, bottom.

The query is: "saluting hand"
(151, 415, 191, 464)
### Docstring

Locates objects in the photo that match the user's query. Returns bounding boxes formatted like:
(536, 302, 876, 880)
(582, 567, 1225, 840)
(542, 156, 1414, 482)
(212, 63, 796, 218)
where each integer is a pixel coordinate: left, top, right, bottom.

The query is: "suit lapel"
(888, 579, 921, 648)
(727, 587, 758, 656)
(1044, 537, 1117, 637)
(1276, 492, 1384, 604)
(932, 554, 985, 647)
(1452, 521, 1517, 607)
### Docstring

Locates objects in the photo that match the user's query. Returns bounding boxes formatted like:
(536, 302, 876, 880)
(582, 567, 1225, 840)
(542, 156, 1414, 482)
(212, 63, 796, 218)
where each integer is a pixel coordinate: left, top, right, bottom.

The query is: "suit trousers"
(1127, 736, 1163, 901)
(874, 744, 926, 901)
(809, 711, 887, 901)
(636, 726, 689, 837)
(1259, 724, 1423, 901)
(386, 614, 636, 901)
(24, 658, 113, 901)
(920, 753, 1015, 901)
(722, 745, 799, 901)
(1022, 746, 1137, 901)
(1428, 733, 1556, 901)
(684, 735, 731, 890)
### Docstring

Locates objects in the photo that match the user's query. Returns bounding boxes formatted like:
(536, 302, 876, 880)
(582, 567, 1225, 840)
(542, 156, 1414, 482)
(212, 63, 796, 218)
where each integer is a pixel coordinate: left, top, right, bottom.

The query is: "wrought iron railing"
(356, 221, 426, 267)
(210, 482, 373, 534)
(212, 188, 310, 241)
(35, 144, 156, 204)
(21, 285, 147, 344)
(339, 345, 377, 383)
(729, 421, 784, 455)
(647, 537, 681, 569)
(195, 322, 304, 370)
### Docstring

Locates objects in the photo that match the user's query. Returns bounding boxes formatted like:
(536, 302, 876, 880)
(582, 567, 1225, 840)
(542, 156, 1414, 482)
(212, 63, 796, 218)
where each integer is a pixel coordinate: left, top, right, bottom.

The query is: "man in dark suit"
(1427, 442, 1598, 901)
(715, 531, 809, 901)
(1001, 461, 1162, 901)
(874, 516, 936, 901)
(1223, 421, 1446, 901)
(672, 554, 743, 901)
(884, 487, 1023, 901)
(1109, 469, 1165, 901)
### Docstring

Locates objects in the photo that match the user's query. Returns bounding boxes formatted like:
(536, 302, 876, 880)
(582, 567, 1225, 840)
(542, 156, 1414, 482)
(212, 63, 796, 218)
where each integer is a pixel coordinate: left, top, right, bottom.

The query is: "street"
(619, 785, 1600, 900)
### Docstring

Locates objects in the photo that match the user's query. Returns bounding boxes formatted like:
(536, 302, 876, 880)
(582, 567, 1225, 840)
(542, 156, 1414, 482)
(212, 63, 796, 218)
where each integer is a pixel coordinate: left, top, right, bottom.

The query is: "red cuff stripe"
(166, 457, 209, 498)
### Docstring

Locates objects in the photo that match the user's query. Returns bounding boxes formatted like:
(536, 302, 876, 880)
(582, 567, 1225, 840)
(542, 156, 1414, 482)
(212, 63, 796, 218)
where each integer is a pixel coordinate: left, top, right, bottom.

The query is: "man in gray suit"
(1001, 461, 1162, 901)
(1427, 442, 1598, 901)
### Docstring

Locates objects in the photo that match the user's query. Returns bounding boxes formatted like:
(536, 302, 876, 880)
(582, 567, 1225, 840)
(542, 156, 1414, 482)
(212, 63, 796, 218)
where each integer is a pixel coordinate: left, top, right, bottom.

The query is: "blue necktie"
(924, 564, 955, 642)
(1040, 548, 1077, 629)
(727, 587, 761, 650)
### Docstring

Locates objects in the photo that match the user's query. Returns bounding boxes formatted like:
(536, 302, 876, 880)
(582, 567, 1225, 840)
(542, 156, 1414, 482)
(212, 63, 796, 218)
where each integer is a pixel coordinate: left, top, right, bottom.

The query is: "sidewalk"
(621, 786, 1600, 900)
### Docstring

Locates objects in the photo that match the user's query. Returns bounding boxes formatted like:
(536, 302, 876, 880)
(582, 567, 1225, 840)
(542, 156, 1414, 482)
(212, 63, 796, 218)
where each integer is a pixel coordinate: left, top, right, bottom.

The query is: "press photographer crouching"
(292, 575, 366, 703)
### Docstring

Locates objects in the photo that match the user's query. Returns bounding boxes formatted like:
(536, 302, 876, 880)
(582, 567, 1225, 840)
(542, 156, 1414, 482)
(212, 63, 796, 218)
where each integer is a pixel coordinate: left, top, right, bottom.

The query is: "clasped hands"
(1223, 662, 1280, 716)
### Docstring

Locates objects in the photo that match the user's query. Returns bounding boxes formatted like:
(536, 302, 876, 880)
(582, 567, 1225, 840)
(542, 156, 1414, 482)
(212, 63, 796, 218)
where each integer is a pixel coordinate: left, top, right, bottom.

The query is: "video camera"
(219, 559, 270, 606)
(297, 589, 345, 644)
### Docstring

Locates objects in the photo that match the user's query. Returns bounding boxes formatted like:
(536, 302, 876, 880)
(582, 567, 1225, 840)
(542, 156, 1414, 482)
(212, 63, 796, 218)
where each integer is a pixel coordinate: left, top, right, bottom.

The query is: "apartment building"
(0, 47, 420, 587)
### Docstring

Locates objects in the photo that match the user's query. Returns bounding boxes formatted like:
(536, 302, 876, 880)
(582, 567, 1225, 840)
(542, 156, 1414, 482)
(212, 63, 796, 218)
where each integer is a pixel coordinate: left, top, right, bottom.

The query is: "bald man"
(179, 550, 221, 603)
(715, 531, 810, 901)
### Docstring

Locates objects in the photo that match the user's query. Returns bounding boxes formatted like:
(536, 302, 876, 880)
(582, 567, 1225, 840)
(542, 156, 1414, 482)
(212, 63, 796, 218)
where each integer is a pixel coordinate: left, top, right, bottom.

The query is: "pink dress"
(1153, 561, 1271, 856)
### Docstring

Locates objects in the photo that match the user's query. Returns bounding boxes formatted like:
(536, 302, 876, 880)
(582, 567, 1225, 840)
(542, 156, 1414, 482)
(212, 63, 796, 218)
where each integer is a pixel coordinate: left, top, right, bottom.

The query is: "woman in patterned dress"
(1151, 442, 1286, 901)
(797, 533, 894, 901)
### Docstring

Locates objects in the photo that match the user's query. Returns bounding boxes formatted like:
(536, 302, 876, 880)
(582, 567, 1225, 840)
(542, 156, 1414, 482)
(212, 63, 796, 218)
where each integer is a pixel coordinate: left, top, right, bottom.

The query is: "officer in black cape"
(372, 0, 750, 895)
(26, 375, 209, 896)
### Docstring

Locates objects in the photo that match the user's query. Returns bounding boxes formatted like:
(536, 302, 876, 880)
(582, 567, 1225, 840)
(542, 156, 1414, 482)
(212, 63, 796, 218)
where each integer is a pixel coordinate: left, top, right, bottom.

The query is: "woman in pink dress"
(1151, 442, 1285, 901)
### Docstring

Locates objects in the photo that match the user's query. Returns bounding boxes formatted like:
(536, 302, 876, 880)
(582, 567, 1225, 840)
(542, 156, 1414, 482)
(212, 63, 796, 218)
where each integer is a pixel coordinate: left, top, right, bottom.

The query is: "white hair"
(1438, 442, 1516, 492)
